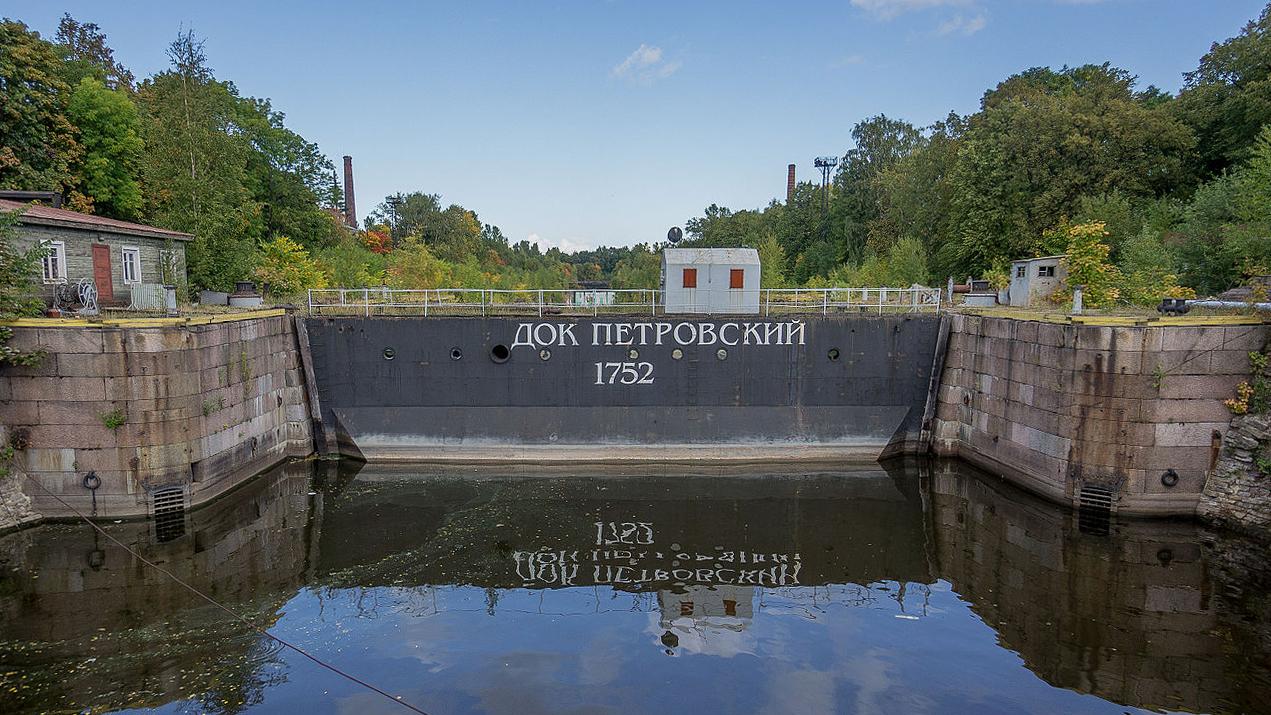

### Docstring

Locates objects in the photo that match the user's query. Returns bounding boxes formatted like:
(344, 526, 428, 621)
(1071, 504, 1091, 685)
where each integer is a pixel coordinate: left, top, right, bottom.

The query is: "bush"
(254, 235, 327, 297)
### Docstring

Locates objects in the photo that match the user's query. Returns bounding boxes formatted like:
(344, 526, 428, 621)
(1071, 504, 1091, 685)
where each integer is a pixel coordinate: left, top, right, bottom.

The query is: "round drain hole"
(628, 348, 640, 360)
(671, 348, 683, 360)
(383, 347, 396, 360)
(539, 348, 552, 361)
(490, 344, 510, 363)
(828, 348, 840, 361)
(716, 349, 727, 361)
(450, 347, 463, 361)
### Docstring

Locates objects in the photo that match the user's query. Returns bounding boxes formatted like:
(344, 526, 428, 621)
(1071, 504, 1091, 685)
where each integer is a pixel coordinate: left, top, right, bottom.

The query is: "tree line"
(4, 7, 1271, 304)
(680, 4, 1271, 304)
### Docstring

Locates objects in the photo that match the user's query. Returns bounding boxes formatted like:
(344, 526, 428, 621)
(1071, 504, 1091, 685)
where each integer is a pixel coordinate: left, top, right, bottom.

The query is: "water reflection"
(0, 458, 1267, 714)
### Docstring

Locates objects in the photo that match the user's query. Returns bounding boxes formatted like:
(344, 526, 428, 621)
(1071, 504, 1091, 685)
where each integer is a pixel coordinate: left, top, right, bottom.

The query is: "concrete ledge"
(359, 443, 889, 465)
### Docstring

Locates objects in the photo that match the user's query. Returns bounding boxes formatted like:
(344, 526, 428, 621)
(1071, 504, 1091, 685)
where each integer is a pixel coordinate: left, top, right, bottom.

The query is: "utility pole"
(814, 156, 838, 216)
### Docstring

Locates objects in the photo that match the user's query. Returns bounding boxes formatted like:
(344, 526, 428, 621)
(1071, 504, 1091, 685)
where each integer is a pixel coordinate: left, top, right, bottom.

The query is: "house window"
(41, 241, 67, 283)
(1016, 266, 1026, 278)
(1037, 265, 1056, 278)
(122, 246, 141, 284)
(682, 268, 697, 288)
(729, 268, 745, 289)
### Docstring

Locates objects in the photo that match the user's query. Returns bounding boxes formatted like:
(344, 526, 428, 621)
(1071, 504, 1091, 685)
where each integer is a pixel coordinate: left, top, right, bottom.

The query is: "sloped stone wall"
(1200, 412, 1271, 536)
(0, 311, 313, 520)
(933, 313, 1268, 516)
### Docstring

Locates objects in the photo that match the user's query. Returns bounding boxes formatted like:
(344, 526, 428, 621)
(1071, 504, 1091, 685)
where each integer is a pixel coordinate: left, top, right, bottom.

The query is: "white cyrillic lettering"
(720, 323, 739, 346)
(614, 323, 633, 345)
(655, 323, 672, 345)
(698, 323, 717, 346)
(765, 322, 784, 345)
(592, 323, 612, 345)
(788, 321, 806, 345)
(558, 323, 579, 346)
(743, 323, 763, 345)
(512, 323, 535, 349)
(674, 322, 697, 345)
(635, 323, 653, 346)
(533, 323, 557, 349)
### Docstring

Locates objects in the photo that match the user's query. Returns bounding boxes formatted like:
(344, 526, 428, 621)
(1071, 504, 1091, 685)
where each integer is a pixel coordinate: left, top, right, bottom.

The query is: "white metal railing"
(761, 287, 942, 315)
(307, 288, 662, 317)
(307, 286, 942, 317)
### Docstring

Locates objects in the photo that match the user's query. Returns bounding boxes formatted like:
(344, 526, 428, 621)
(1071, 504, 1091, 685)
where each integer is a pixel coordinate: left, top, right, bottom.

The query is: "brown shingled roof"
(0, 199, 194, 241)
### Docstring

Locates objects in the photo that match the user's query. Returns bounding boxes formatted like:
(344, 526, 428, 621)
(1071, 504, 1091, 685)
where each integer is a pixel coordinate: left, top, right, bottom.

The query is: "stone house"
(1, 198, 191, 307)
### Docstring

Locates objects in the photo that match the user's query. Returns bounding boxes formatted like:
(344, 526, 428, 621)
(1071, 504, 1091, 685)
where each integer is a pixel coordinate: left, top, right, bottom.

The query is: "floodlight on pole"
(814, 156, 838, 214)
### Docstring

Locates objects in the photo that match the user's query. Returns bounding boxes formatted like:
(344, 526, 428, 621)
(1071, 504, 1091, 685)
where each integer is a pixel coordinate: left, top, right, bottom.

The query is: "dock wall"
(0, 310, 313, 522)
(932, 313, 1269, 516)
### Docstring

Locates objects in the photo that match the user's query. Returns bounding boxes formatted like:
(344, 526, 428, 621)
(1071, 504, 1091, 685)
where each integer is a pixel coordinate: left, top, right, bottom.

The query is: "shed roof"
(0, 199, 194, 241)
(1011, 255, 1066, 264)
(662, 247, 760, 264)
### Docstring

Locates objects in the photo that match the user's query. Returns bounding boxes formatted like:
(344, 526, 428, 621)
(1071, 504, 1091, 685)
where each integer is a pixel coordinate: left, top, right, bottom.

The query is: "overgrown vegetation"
(0, 210, 46, 366)
(98, 408, 126, 430)
(1226, 351, 1271, 415)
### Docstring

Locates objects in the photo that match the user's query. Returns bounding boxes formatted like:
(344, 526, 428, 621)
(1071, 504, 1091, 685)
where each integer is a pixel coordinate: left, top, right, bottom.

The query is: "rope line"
(21, 474, 430, 715)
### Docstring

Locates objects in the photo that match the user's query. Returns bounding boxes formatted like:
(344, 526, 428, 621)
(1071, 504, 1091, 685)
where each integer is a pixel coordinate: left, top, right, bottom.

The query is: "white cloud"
(829, 54, 866, 69)
(610, 43, 681, 85)
(850, 0, 972, 19)
(936, 13, 987, 35)
(527, 232, 593, 253)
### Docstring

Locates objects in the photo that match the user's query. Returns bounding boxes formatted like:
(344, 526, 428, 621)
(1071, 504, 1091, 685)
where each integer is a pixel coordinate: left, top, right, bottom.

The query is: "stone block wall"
(933, 313, 1269, 516)
(0, 310, 313, 520)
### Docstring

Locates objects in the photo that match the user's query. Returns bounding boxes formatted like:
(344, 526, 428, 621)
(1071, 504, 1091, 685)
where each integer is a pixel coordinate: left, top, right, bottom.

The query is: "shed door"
(91, 243, 114, 304)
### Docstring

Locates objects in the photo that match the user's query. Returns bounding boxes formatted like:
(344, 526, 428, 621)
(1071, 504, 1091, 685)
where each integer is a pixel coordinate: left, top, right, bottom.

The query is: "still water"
(1, 459, 1269, 714)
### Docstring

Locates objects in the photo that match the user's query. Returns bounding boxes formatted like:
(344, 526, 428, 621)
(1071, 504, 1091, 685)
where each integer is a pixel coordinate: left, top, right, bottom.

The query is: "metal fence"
(307, 286, 941, 317)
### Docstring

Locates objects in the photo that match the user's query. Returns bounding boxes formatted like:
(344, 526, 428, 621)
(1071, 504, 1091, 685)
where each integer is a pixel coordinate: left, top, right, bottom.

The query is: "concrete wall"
(933, 313, 1269, 516)
(0, 310, 313, 521)
(15, 223, 188, 304)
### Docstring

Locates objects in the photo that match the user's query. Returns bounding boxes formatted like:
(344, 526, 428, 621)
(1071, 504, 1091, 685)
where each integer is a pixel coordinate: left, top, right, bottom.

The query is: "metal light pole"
(814, 156, 838, 216)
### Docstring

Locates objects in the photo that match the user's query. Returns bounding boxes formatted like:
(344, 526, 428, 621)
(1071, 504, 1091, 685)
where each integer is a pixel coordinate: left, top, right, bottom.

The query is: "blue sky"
(14, 1, 1269, 251)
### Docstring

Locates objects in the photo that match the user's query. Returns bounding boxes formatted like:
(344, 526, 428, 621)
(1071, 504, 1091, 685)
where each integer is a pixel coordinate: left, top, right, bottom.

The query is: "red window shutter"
(682, 268, 697, 288)
(729, 268, 744, 289)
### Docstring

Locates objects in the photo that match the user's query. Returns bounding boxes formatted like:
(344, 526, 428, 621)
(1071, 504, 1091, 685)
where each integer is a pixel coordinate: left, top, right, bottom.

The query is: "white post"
(822, 290, 828, 316)
(364, 288, 369, 316)
(538, 289, 543, 318)
(1072, 285, 1084, 315)
(878, 288, 884, 315)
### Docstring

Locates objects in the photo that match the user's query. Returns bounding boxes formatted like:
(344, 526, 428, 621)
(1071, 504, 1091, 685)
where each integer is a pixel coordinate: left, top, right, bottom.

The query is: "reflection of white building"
(650, 585, 757, 657)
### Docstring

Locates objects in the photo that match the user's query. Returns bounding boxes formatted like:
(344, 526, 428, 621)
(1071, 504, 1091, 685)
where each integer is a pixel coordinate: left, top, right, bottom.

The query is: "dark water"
(1, 459, 1270, 715)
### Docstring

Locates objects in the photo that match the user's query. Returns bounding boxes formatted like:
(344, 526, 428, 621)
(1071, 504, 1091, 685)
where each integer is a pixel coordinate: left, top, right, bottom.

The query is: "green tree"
(254, 235, 327, 297)
(1176, 3, 1271, 176)
(233, 96, 341, 248)
(829, 115, 924, 264)
(66, 77, 144, 220)
(0, 20, 82, 197)
(611, 244, 661, 289)
(943, 64, 1196, 276)
(137, 31, 259, 291)
(54, 13, 134, 90)
(0, 210, 47, 366)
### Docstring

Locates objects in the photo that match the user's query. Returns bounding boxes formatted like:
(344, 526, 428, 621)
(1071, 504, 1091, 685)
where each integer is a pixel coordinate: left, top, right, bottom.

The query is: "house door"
(91, 244, 114, 304)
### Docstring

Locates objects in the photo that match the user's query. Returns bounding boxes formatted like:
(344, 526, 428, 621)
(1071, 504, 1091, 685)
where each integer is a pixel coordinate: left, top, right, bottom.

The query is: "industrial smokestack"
(342, 155, 357, 229)
(786, 164, 796, 204)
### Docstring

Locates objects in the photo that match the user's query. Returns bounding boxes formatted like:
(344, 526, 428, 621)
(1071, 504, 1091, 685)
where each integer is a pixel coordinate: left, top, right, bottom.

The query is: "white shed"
(1007, 255, 1068, 307)
(661, 247, 761, 315)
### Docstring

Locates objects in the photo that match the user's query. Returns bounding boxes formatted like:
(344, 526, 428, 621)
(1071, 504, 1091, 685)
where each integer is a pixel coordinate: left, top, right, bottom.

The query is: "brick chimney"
(342, 155, 357, 229)
(786, 164, 796, 204)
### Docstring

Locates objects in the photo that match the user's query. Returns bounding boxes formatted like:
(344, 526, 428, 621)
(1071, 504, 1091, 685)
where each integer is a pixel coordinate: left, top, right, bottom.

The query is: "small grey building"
(1007, 255, 1067, 308)
(2, 198, 191, 307)
(661, 247, 761, 315)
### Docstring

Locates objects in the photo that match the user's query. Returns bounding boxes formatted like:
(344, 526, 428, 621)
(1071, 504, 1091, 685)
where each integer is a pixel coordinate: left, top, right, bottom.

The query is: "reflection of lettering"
(512, 321, 806, 350)
(513, 545, 802, 588)
(595, 521, 655, 545)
